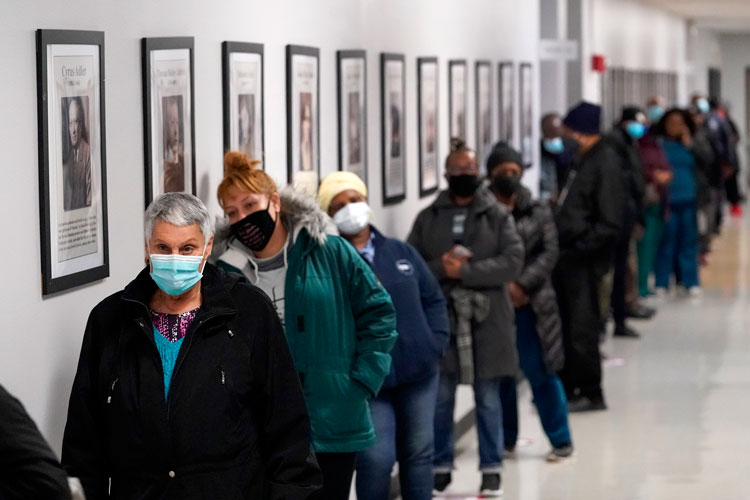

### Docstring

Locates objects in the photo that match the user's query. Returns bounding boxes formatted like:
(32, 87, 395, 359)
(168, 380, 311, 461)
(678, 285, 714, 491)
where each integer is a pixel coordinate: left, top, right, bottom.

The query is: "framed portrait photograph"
(337, 50, 367, 184)
(519, 63, 533, 166)
(449, 59, 468, 142)
(286, 45, 320, 195)
(36, 29, 109, 295)
(498, 61, 514, 145)
(418, 57, 439, 198)
(381, 53, 406, 205)
(475, 60, 492, 172)
(142, 37, 195, 207)
(223, 42, 264, 165)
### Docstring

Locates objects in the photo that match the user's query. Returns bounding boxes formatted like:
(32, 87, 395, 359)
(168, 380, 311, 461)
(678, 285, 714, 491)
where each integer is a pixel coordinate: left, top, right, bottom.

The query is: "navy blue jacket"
(368, 227, 450, 389)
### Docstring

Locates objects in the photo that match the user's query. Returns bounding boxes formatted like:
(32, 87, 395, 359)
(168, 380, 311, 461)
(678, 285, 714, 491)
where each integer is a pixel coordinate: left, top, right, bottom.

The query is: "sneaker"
(731, 204, 743, 217)
(626, 303, 656, 320)
(433, 472, 451, 495)
(479, 473, 503, 497)
(503, 445, 517, 459)
(568, 396, 607, 413)
(613, 325, 640, 338)
(688, 286, 703, 298)
(546, 443, 574, 462)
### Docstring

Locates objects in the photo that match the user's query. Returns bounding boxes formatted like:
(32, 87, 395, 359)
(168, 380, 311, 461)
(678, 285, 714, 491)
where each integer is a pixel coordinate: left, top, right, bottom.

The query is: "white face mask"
(333, 202, 372, 235)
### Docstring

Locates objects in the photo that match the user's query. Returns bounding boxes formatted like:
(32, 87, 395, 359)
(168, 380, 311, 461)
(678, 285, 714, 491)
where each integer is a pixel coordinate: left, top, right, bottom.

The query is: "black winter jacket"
(512, 188, 564, 372)
(555, 138, 623, 277)
(605, 128, 646, 232)
(0, 384, 71, 500)
(62, 265, 322, 500)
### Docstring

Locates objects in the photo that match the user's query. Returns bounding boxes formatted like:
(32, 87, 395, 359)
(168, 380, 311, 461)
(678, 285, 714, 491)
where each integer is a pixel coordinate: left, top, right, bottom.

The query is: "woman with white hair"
(62, 192, 322, 500)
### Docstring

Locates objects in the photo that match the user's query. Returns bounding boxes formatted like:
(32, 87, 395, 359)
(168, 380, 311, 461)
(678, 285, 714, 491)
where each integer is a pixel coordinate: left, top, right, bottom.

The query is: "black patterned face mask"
(230, 201, 278, 252)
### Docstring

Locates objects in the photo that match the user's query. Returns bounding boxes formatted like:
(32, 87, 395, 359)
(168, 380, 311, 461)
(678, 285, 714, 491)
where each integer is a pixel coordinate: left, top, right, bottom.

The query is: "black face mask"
(448, 174, 480, 198)
(231, 202, 278, 252)
(491, 175, 521, 199)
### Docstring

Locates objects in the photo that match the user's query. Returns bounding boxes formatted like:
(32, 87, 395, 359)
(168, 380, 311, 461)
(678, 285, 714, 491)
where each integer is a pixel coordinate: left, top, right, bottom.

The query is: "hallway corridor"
(440, 215, 750, 499)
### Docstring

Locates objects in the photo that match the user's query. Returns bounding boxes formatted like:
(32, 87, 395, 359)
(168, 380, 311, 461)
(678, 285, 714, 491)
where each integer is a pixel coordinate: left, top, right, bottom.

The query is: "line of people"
(2, 96, 741, 500)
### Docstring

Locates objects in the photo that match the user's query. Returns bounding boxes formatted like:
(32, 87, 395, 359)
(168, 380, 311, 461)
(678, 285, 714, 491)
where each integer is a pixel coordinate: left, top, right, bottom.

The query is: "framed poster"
(475, 60, 492, 172)
(449, 59, 468, 142)
(142, 37, 195, 207)
(498, 61, 514, 145)
(381, 53, 406, 205)
(418, 57, 439, 197)
(222, 42, 264, 165)
(286, 45, 320, 195)
(337, 50, 367, 184)
(36, 29, 109, 295)
(519, 63, 533, 166)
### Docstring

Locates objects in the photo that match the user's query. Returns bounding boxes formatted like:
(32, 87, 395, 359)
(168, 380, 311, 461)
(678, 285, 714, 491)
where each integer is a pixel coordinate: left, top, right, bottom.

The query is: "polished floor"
(430, 213, 750, 500)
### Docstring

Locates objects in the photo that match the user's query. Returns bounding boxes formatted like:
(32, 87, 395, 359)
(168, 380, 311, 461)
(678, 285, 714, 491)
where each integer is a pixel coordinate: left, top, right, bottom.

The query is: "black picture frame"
(286, 44, 320, 192)
(448, 59, 468, 143)
(381, 53, 407, 205)
(337, 49, 368, 184)
(475, 60, 492, 172)
(141, 36, 196, 208)
(498, 61, 514, 145)
(418, 56, 439, 198)
(222, 41, 265, 166)
(36, 29, 109, 295)
(519, 63, 533, 167)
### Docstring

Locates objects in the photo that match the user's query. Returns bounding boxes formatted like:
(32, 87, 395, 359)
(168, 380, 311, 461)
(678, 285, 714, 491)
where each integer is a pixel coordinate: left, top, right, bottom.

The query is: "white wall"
(719, 34, 750, 190)
(578, 0, 688, 105)
(0, 0, 540, 455)
(688, 27, 723, 99)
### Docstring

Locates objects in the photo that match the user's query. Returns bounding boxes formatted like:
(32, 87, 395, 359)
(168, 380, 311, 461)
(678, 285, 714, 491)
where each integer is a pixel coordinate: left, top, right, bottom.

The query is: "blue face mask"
(626, 122, 646, 140)
(697, 98, 710, 114)
(543, 137, 564, 154)
(149, 253, 206, 296)
(648, 106, 664, 123)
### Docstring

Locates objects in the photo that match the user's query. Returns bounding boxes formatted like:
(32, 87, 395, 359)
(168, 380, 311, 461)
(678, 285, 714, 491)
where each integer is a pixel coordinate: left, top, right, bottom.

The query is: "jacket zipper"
(107, 377, 119, 404)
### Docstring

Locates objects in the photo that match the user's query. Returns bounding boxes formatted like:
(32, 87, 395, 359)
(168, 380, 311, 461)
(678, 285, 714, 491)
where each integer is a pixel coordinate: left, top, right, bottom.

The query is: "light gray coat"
(407, 187, 524, 379)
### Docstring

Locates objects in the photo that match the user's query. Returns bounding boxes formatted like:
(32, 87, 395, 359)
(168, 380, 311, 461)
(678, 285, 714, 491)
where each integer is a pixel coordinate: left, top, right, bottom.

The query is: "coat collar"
(121, 263, 237, 319)
(430, 187, 496, 214)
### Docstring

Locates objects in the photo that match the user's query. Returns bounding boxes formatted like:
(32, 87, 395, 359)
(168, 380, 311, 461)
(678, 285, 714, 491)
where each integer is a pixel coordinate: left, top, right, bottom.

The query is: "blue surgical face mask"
(648, 106, 664, 123)
(149, 252, 206, 296)
(697, 98, 710, 114)
(543, 137, 564, 154)
(626, 122, 646, 140)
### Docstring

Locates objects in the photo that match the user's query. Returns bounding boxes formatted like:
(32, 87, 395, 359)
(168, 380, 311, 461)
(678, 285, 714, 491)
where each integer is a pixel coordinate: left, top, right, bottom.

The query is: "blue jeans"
(500, 306, 572, 448)
(356, 372, 438, 500)
(655, 202, 700, 289)
(434, 373, 503, 473)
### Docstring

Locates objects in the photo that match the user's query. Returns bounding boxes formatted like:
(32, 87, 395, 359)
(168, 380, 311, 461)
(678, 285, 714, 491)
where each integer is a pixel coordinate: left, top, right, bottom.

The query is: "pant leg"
(611, 235, 630, 330)
(499, 377, 518, 449)
(394, 372, 439, 500)
(355, 393, 397, 500)
(676, 203, 700, 289)
(655, 208, 679, 289)
(473, 378, 504, 472)
(515, 306, 572, 448)
(625, 234, 639, 309)
(311, 453, 357, 500)
(433, 373, 458, 472)
(555, 261, 603, 401)
(637, 206, 663, 296)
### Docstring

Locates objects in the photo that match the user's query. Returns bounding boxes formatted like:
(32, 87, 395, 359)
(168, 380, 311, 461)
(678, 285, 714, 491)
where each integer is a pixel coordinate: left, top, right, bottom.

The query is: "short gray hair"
(144, 192, 213, 244)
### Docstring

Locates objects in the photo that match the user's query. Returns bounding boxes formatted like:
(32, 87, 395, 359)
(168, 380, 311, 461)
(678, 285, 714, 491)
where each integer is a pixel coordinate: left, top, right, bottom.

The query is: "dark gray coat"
(408, 187, 524, 379)
(512, 187, 564, 373)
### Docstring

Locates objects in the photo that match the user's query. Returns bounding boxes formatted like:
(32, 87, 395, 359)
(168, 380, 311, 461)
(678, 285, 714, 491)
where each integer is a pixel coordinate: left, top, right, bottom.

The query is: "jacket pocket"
(305, 371, 371, 441)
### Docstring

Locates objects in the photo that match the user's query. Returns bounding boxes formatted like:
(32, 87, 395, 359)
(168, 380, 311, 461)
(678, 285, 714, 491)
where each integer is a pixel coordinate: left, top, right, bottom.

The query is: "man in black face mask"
(408, 138, 524, 497)
(553, 102, 622, 413)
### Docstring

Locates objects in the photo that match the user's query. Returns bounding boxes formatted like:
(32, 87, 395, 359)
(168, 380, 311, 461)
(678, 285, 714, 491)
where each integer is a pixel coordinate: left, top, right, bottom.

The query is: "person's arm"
(516, 205, 559, 294)
(0, 385, 71, 500)
(252, 291, 322, 500)
(407, 212, 446, 281)
(573, 152, 623, 255)
(409, 244, 450, 355)
(342, 242, 398, 398)
(458, 210, 524, 288)
(61, 310, 109, 500)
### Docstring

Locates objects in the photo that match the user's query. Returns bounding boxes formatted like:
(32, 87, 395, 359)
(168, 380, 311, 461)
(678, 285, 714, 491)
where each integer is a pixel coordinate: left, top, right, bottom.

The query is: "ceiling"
(638, 0, 750, 33)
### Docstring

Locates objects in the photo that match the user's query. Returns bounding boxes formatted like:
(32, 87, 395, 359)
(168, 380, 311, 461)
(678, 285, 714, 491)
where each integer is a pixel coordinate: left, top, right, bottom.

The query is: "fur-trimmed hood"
(210, 185, 337, 264)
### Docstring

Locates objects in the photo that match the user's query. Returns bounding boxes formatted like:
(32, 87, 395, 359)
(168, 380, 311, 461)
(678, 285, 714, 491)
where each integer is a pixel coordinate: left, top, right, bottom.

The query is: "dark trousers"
(310, 452, 356, 500)
(554, 258, 603, 401)
(611, 222, 634, 331)
(499, 306, 572, 448)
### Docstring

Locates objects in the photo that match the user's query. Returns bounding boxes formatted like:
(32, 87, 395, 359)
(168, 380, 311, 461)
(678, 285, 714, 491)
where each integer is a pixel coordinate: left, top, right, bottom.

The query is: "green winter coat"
(214, 187, 397, 453)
